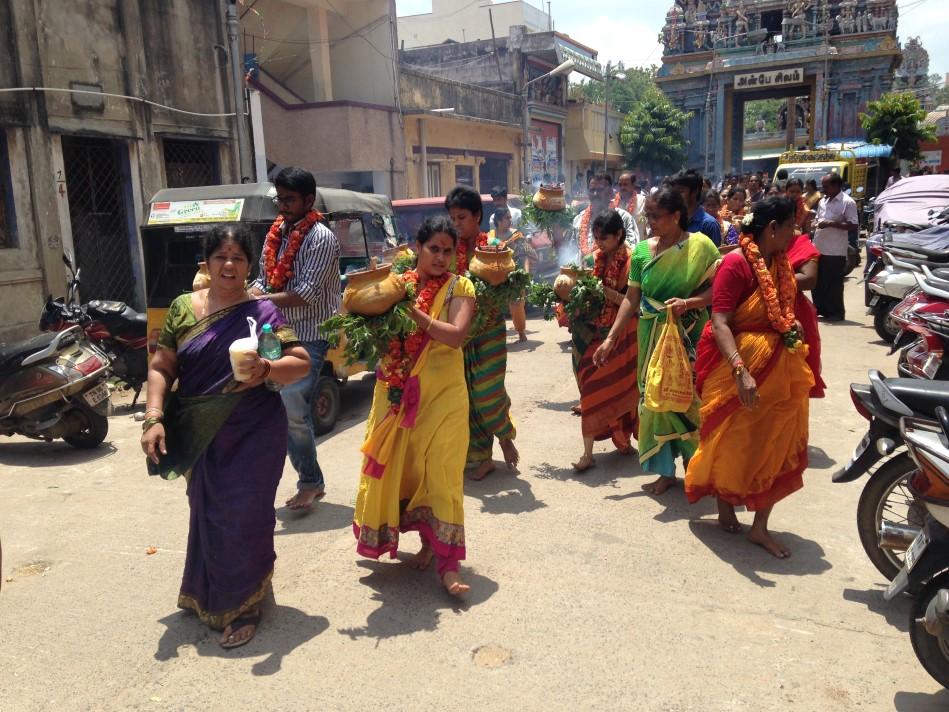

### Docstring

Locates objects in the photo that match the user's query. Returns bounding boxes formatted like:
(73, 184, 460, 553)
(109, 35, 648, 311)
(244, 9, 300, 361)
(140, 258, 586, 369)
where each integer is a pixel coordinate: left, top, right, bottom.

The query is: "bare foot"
(570, 404, 582, 416)
(500, 439, 520, 470)
(616, 444, 636, 456)
(518, 331, 528, 342)
(285, 489, 324, 510)
(442, 571, 470, 596)
(642, 476, 678, 495)
(572, 453, 596, 472)
(747, 528, 791, 558)
(717, 499, 742, 534)
(219, 609, 259, 649)
(405, 544, 434, 570)
(470, 460, 496, 481)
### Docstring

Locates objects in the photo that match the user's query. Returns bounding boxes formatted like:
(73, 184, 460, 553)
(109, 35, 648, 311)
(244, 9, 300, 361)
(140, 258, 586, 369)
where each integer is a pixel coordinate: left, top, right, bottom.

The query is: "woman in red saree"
(787, 231, 826, 398)
(685, 197, 814, 559)
(571, 210, 639, 472)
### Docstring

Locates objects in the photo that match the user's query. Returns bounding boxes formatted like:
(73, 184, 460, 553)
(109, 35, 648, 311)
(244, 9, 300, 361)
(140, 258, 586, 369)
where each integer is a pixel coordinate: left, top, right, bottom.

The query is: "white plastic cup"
(229, 317, 258, 381)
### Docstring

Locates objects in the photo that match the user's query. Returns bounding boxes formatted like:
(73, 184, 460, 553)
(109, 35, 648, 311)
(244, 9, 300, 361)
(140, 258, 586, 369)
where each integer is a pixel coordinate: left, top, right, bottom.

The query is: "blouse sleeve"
(453, 275, 476, 299)
(628, 243, 645, 287)
(157, 294, 188, 350)
(711, 252, 754, 314)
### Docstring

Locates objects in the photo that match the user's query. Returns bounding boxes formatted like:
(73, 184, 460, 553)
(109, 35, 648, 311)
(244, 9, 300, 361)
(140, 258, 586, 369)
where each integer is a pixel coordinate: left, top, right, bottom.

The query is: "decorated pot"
(469, 246, 516, 286)
(382, 243, 410, 261)
(554, 266, 592, 301)
(192, 262, 210, 292)
(532, 184, 567, 212)
(342, 257, 407, 316)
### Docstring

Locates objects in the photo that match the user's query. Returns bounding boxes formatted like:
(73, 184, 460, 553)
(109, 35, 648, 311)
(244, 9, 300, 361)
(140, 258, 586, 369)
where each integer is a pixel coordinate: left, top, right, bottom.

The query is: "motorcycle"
(39, 254, 148, 404)
(884, 409, 949, 688)
(834, 369, 949, 580)
(0, 325, 112, 448)
(890, 268, 949, 381)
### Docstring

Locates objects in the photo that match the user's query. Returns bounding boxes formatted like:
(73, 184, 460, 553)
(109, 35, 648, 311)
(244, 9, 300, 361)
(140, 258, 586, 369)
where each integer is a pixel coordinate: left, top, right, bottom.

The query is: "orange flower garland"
(262, 210, 323, 292)
(578, 207, 595, 257)
(610, 192, 637, 216)
(379, 269, 451, 412)
(454, 232, 488, 274)
(738, 229, 803, 351)
(593, 244, 628, 328)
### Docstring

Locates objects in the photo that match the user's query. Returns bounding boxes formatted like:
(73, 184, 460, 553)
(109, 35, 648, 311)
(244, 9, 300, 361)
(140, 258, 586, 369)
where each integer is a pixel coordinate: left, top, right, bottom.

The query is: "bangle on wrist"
(732, 361, 745, 378)
(261, 359, 272, 379)
(142, 417, 163, 432)
(144, 407, 163, 419)
(425, 314, 434, 333)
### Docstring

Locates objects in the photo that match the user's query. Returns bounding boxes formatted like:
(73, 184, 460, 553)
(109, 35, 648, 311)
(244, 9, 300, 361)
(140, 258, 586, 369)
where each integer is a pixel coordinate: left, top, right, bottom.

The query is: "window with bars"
(0, 131, 15, 249)
(162, 138, 220, 188)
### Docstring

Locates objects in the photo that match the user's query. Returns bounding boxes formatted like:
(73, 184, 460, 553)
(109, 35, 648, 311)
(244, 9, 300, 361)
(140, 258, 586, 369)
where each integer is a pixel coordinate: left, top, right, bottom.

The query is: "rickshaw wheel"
(312, 376, 341, 435)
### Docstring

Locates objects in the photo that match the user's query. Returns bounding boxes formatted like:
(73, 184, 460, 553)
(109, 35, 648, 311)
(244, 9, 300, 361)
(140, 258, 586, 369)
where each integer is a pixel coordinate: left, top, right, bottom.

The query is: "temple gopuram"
(656, 0, 901, 175)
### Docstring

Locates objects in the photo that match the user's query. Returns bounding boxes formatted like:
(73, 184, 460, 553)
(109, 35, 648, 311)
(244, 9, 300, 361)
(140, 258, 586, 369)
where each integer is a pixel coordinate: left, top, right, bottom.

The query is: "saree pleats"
(685, 285, 814, 510)
(354, 278, 471, 568)
(464, 313, 516, 462)
(575, 320, 639, 448)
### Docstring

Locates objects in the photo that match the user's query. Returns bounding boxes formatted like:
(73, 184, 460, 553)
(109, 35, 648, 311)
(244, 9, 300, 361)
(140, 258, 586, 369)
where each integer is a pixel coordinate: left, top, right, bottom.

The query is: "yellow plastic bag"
(643, 306, 694, 413)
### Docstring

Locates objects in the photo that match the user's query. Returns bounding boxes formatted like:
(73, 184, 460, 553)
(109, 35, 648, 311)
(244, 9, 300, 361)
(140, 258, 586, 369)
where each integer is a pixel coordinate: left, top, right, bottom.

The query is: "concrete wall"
(400, 68, 520, 124)
(398, 0, 549, 49)
(0, 0, 238, 340)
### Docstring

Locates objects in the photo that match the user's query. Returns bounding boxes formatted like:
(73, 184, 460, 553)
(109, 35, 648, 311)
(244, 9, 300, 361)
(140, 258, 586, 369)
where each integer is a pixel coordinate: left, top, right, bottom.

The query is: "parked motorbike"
(884, 410, 949, 688)
(0, 325, 112, 448)
(39, 254, 147, 404)
(834, 369, 949, 580)
(890, 268, 949, 381)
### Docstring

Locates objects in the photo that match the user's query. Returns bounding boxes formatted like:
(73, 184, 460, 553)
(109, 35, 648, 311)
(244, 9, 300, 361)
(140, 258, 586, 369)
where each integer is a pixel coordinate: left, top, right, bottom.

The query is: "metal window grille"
(162, 139, 219, 188)
(0, 131, 15, 249)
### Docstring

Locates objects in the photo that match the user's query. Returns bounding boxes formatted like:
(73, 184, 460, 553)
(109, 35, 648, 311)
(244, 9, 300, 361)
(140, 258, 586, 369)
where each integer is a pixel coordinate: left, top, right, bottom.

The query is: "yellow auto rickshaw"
(141, 182, 399, 434)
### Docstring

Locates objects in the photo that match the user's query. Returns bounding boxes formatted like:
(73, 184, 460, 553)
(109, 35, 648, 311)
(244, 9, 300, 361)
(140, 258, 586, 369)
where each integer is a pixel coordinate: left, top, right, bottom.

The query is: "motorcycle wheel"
(311, 376, 340, 436)
(857, 453, 923, 581)
(63, 409, 109, 449)
(873, 303, 900, 342)
(910, 573, 949, 689)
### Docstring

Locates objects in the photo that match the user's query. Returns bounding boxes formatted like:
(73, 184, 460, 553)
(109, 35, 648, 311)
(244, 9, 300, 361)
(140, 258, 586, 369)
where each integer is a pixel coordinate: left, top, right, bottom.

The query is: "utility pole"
(603, 61, 612, 172)
(226, 0, 253, 182)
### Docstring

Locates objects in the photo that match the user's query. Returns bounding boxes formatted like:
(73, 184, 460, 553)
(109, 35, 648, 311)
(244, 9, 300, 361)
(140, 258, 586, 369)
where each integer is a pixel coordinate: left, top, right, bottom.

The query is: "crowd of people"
(139, 162, 841, 650)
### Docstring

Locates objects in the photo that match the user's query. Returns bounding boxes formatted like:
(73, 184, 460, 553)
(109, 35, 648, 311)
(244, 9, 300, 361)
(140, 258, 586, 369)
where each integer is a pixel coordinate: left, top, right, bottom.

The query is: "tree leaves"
(860, 91, 937, 162)
(620, 87, 691, 175)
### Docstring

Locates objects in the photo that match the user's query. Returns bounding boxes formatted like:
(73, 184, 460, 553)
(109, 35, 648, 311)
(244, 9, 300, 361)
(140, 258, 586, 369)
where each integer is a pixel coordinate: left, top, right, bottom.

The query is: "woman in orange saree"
(685, 197, 814, 558)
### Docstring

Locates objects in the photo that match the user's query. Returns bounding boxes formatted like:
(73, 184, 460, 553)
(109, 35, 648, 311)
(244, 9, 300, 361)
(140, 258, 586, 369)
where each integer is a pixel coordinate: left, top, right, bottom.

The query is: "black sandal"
(220, 609, 260, 649)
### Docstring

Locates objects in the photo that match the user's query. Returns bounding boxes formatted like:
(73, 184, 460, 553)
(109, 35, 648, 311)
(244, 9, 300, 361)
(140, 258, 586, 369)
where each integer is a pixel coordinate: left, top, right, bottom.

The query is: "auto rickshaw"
(141, 182, 398, 434)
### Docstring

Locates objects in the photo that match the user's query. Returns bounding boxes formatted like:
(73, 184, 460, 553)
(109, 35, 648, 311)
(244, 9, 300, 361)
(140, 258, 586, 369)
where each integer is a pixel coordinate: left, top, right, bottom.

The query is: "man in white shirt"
(488, 186, 522, 229)
(572, 173, 639, 260)
(613, 171, 647, 239)
(812, 172, 858, 321)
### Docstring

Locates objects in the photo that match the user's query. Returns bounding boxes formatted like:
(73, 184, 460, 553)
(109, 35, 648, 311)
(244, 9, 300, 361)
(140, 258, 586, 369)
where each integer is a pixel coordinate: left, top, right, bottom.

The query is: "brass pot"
(382, 244, 409, 261)
(192, 262, 210, 292)
(532, 184, 566, 212)
(469, 246, 516, 286)
(341, 258, 407, 316)
(554, 266, 591, 301)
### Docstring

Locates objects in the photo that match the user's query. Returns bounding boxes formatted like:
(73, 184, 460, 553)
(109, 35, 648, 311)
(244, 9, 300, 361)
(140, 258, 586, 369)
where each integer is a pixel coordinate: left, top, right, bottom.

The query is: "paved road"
(2, 277, 948, 711)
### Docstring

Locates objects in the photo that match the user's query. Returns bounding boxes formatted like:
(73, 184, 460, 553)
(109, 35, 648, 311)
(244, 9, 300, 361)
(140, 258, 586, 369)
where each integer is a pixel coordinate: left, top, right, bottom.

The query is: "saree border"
(177, 569, 272, 631)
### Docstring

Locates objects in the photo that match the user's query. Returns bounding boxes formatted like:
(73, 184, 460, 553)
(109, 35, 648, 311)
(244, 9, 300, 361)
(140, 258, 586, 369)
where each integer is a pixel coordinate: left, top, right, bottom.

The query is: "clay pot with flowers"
(342, 258, 407, 317)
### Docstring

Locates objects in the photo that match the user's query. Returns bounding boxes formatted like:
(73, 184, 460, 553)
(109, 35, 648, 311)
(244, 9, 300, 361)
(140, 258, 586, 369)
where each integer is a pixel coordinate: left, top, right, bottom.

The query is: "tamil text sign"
(735, 67, 804, 91)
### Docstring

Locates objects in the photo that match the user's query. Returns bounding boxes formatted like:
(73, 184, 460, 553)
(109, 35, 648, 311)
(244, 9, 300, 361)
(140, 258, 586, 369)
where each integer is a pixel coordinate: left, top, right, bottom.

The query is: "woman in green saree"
(594, 189, 721, 494)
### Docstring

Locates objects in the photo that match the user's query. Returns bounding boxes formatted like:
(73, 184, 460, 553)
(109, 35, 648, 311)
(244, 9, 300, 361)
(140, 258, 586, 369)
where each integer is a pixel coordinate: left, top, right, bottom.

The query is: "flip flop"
(220, 610, 260, 649)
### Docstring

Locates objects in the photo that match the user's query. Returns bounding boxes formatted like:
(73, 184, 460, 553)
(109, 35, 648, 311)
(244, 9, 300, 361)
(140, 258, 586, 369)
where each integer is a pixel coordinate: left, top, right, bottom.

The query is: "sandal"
(219, 609, 260, 649)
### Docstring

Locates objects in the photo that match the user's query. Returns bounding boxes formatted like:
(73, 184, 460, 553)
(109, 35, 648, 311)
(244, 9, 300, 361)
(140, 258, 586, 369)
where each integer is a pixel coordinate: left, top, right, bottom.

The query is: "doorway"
(61, 136, 137, 305)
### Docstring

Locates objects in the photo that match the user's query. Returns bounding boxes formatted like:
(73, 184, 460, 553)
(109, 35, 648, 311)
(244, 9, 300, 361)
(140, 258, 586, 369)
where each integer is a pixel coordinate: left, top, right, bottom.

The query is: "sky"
(395, 0, 948, 80)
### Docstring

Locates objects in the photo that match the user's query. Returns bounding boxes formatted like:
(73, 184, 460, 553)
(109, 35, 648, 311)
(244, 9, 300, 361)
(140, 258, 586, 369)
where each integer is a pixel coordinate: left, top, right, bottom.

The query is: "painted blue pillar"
(714, 79, 726, 176)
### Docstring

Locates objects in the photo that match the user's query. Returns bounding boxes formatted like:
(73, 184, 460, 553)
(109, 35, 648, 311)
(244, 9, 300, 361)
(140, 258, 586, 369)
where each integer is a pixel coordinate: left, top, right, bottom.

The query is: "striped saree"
(464, 312, 516, 463)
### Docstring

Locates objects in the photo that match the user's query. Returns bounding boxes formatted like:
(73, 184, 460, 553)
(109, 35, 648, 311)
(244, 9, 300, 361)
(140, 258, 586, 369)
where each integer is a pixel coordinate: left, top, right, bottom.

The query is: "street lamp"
(521, 58, 576, 188)
(602, 62, 625, 172)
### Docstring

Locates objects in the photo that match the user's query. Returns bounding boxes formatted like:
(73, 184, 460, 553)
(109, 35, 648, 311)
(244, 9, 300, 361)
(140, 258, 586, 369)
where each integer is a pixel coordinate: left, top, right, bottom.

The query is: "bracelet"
(261, 359, 272, 379)
(727, 350, 740, 366)
(732, 362, 745, 378)
(144, 407, 163, 418)
(425, 314, 434, 333)
(142, 417, 163, 432)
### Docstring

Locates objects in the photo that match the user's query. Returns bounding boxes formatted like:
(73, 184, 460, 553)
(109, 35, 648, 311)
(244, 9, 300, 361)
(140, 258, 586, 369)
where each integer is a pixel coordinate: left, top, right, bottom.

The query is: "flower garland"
(611, 192, 637, 216)
(739, 214, 802, 351)
(378, 269, 451, 412)
(578, 207, 595, 257)
(592, 245, 628, 328)
(794, 197, 809, 231)
(262, 210, 323, 292)
(454, 232, 488, 274)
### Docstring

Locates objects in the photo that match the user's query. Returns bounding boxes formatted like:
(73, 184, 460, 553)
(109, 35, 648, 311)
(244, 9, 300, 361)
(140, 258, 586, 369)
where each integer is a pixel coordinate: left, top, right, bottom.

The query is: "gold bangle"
(142, 417, 163, 432)
(144, 407, 163, 418)
(425, 314, 434, 333)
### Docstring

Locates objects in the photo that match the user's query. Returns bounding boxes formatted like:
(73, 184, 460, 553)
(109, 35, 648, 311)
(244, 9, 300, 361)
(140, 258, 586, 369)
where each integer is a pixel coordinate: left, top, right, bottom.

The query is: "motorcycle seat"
(888, 379, 949, 418)
(890, 246, 949, 262)
(87, 300, 147, 335)
(933, 268, 949, 281)
(0, 332, 58, 374)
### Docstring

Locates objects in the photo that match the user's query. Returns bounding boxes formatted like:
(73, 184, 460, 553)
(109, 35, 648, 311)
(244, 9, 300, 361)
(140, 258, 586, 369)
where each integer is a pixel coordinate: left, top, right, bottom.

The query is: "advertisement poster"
(530, 120, 562, 186)
(147, 198, 245, 225)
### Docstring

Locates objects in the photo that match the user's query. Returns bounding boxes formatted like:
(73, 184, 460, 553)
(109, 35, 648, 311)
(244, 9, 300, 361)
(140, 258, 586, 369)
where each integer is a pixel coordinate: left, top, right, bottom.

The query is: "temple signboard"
(734, 67, 804, 91)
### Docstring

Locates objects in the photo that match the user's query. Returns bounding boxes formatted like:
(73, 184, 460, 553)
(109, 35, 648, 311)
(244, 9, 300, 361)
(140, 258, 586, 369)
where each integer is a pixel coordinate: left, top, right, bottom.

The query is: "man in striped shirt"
(251, 167, 341, 511)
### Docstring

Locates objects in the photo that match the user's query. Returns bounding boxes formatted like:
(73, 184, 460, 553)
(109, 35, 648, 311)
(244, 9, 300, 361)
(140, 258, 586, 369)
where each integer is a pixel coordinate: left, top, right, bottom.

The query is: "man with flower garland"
(613, 172, 647, 239)
(250, 167, 341, 511)
(445, 185, 519, 481)
(572, 173, 639, 262)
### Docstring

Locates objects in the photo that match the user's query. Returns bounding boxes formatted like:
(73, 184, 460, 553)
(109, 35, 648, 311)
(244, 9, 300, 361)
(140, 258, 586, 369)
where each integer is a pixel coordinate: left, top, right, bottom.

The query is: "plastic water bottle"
(258, 323, 282, 391)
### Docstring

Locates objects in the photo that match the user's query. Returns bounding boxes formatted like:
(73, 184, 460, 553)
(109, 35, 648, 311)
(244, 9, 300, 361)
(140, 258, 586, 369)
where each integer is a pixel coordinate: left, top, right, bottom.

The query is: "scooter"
(891, 268, 949, 380)
(884, 409, 949, 688)
(834, 370, 949, 580)
(39, 254, 147, 404)
(0, 326, 112, 448)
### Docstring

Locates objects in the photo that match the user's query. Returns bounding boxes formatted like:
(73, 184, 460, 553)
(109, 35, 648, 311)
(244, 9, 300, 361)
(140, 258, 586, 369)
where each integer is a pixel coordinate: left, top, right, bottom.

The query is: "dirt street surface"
(2, 277, 949, 711)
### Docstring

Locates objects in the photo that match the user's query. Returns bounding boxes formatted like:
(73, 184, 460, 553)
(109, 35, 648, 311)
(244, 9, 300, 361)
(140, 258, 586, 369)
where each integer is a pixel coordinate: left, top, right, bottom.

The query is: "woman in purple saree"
(142, 226, 310, 649)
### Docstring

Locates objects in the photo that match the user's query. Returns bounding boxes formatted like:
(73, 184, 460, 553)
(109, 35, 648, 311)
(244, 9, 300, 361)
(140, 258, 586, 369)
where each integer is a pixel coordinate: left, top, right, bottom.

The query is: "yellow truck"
(773, 148, 870, 206)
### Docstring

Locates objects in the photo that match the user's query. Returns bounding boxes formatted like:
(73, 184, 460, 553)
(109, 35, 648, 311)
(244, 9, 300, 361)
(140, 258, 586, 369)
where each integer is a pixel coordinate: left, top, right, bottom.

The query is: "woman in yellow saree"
(353, 216, 476, 595)
(685, 197, 814, 558)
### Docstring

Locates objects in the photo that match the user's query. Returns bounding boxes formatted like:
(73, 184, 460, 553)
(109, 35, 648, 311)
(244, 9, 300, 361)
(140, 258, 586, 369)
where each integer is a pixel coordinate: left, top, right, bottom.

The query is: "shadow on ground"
(807, 445, 836, 470)
(536, 400, 579, 414)
(688, 519, 832, 588)
(275, 501, 354, 536)
(533, 453, 642, 489)
(842, 586, 912, 632)
(338, 559, 498, 641)
(894, 690, 949, 711)
(609, 485, 718, 523)
(154, 591, 329, 675)
(465, 468, 546, 515)
(0, 439, 119, 467)
(506, 338, 544, 353)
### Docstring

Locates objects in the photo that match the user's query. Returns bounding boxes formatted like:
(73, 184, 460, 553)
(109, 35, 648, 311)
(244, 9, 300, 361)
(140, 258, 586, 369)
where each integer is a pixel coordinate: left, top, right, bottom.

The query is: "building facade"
(398, 0, 551, 49)
(564, 99, 626, 194)
(0, 0, 238, 340)
(242, 0, 407, 197)
(656, 0, 901, 176)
